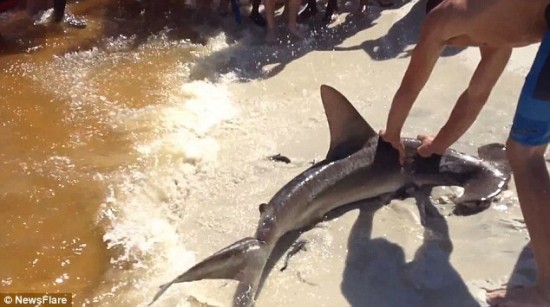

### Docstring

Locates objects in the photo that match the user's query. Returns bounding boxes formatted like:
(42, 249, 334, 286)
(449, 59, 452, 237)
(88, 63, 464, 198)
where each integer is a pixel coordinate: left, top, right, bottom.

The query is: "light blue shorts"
(510, 30, 550, 146)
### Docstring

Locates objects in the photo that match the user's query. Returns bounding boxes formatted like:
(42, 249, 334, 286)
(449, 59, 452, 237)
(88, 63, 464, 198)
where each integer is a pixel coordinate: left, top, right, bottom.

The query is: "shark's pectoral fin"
(478, 143, 506, 161)
(149, 237, 270, 306)
(320, 85, 377, 160)
(452, 144, 511, 211)
(455, 168, 508, 209)
(477, 143, 511, 176)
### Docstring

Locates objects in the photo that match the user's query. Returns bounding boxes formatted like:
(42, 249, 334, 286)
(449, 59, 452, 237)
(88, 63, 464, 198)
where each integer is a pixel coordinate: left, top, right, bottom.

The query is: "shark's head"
(445, 143, 511, 215)
(399, 135, 511, 215)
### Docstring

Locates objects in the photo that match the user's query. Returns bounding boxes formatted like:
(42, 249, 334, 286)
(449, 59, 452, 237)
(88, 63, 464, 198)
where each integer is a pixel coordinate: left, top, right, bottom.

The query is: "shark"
(150, 85, 510, 306)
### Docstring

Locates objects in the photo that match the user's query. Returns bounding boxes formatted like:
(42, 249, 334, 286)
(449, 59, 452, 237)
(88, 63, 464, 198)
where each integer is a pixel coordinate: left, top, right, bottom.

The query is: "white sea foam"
(28, 32, 239, 306)
(94, 77, 238, 306)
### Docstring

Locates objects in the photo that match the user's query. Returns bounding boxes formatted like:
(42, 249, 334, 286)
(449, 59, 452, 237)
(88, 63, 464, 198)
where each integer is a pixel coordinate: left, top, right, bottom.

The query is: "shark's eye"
(259, 203, 267, 214)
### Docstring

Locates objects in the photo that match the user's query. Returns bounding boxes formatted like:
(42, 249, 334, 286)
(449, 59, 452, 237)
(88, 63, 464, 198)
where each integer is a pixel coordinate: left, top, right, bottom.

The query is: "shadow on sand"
(184, 0, 468, 82)
(340, 189, 479, 307)
(0, 0, 237, 56)
(332, 0, 464, 60)
(1, 0, 467, 80)
(190, 0, 417, 81)
(493, 243, 537, 300)
(235, 189, 481, 306)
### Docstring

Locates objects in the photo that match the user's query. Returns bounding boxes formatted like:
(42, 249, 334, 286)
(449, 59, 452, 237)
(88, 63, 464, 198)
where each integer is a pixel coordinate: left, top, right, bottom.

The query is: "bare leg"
(52, 0, 66, 22)
(197, 0, 213, 19)
(322, 0, 337, 23)
(286, 0, 304, 39)
(264, 0, 277, 42)
(282, 0, 288, 18)
(54, 0, 86, 28)
(218, 0, 230, 16)
(26, 0, 48, 17)
(487, 139, 550, 307)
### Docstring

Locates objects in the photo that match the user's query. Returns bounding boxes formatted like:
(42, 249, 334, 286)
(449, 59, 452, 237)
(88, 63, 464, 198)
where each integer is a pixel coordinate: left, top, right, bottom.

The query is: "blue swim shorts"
(509, 30, 550, 146)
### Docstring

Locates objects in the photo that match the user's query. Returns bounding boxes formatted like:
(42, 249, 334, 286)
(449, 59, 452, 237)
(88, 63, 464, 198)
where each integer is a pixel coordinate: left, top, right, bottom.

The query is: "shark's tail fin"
(149, 237, 270, 306)
(454, 143, 511, 211)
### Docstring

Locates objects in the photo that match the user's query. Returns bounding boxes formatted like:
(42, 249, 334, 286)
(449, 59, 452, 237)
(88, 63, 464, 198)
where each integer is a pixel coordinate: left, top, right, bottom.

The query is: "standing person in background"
(264, 0, 303, 42)
(0, 0, 18, 14)
(248, 0, 266, 27)
(197, 0, 266, 27)
(381, 0, 550, 306)
(0, 0, 86, 27)
(25, 0, 64, 21)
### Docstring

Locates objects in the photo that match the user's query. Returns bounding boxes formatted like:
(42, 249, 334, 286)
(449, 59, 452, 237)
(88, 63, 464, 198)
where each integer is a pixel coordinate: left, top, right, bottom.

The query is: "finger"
(420, 150, 435, 158)
(417, 145, 432, 158)
(398, 144, 405, 165)
(417, 134, 429, 141)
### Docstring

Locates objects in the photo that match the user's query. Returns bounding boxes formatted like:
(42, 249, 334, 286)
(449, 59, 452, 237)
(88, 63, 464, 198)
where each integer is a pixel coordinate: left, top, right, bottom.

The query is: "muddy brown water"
(0, 1, 222, 304)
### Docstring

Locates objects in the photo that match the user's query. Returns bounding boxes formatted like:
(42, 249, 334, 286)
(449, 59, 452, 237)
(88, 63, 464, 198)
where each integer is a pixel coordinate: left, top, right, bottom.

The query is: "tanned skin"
(381, 1, 550, 306)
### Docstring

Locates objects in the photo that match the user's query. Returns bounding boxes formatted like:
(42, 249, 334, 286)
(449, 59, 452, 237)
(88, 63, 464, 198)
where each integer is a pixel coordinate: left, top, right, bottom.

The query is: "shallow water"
(0, 0, 542, 306)
(0, 1, 241, 304)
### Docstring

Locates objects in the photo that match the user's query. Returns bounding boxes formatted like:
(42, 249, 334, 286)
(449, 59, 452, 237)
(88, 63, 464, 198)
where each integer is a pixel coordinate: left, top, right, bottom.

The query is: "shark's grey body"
(150, 85, 510, 306)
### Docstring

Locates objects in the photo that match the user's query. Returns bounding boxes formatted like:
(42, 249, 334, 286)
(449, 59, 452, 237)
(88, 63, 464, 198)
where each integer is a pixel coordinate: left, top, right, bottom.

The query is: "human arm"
(382, 16, 446, 162)
(417, 46, 512, 156)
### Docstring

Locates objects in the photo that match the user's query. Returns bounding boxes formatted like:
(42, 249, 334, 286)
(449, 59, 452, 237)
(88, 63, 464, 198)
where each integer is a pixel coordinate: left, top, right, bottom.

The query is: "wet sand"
(0, 0, 545, 306)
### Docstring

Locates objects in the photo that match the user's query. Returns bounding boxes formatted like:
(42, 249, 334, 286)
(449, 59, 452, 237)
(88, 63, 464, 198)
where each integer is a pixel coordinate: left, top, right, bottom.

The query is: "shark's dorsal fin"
(320, 85, 377, 160)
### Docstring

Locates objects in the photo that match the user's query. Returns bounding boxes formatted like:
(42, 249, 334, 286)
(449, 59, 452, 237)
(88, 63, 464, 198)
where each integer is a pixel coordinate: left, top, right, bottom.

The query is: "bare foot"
(219, 0, 230, 16)
(288, 25, 305, 40)
(249, 11, 266, 27)
(266, 29, 277, 44)
(486, 287, 550, 307)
